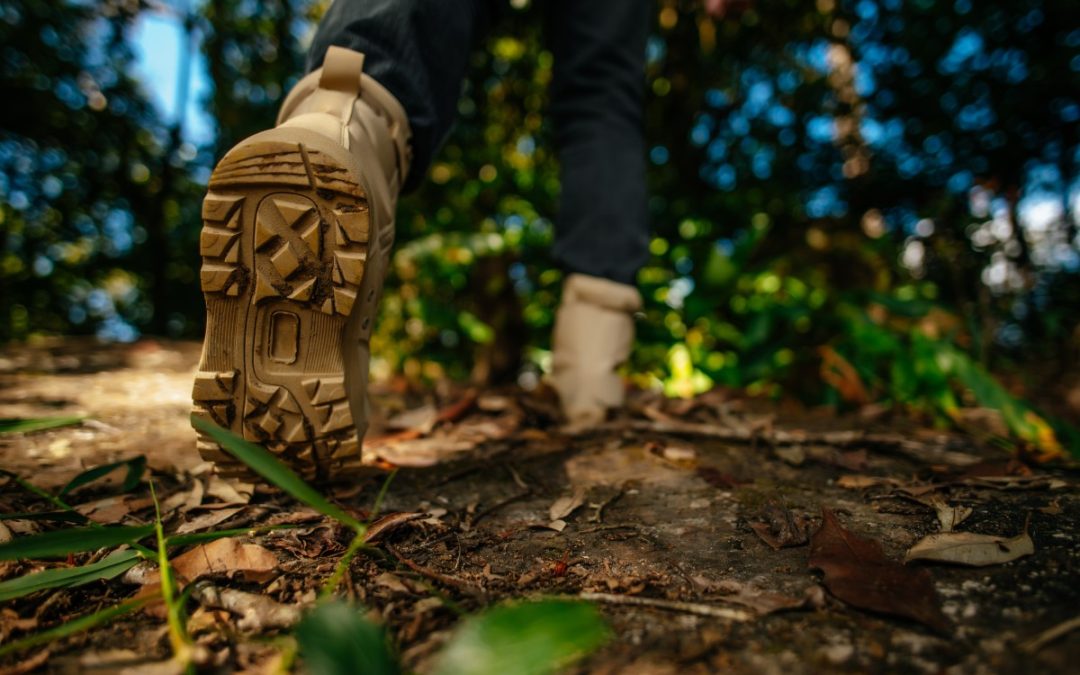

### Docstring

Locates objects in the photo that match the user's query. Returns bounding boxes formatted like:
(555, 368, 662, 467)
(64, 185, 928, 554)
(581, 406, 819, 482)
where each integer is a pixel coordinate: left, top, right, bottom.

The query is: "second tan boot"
(191, 47, 410, 480)
(549, 274, 643, 431)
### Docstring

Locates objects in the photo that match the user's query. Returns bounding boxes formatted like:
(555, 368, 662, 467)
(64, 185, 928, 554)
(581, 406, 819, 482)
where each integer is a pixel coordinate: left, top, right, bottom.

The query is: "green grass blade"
(0, 416, 86, 435)
(0, 511, 89, 524)
(59, 456, 147, 496)
(0, 525, 154, 560)
(0, 595, 151, 658)
(0, 550, 141, 602)
(433, 600, 610, 675)
(191, 416, 364, 531)
(296, 601, 400, 675)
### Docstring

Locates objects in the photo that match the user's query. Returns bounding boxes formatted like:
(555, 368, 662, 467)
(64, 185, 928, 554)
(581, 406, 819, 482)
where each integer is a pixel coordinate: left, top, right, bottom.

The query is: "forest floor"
(1, 338, 1078, 674)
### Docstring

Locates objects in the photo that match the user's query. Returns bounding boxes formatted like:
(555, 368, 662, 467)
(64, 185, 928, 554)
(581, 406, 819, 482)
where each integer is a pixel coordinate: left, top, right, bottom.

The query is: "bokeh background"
(2, 0, 1078, 455)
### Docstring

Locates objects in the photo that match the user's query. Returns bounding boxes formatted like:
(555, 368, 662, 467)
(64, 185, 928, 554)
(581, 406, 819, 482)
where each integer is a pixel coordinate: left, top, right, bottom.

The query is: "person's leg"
(193, 2, 481, 479)
(307, 0, 487, 190)
(547, 0, 651, 284)
(546, 0, 650, 428)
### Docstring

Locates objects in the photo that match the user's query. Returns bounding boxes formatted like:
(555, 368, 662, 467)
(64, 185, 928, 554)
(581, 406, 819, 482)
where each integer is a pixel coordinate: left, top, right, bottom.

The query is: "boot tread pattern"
(193, 138, 371, 480)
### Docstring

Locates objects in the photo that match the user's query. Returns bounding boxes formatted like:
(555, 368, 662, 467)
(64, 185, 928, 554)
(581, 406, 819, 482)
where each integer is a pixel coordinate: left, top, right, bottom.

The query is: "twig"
(577, 592, 753, 622)
(1019, 615, 1080, 653)
(591, 420, 982, 467)
(385, 542, 485, 597)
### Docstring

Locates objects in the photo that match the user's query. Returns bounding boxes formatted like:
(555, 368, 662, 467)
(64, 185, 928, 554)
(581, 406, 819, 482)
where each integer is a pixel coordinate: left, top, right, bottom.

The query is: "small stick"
(577, 592, 753, 622)
(386, 542, 485, 597)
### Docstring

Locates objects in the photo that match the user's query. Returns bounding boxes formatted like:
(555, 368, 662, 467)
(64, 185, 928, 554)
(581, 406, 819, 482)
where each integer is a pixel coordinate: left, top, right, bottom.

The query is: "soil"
(1, 338, 1078, 674)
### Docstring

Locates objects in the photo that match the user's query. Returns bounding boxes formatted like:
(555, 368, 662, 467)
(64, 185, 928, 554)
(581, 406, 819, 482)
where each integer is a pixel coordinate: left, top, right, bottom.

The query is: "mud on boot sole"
(191, 127, 388, 481)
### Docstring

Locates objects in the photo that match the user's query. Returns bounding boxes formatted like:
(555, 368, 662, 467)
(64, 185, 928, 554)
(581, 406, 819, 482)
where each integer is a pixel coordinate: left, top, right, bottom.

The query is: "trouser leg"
(307, 0, 487, 191)
(547, 0, 651, 285)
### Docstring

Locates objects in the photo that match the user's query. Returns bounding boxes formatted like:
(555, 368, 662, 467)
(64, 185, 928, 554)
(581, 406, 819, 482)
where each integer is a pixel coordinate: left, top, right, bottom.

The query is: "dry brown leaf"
(168, 538, 277, 584)
(915, 496, 972, 532)
(74, 495, 153, 523)
(747, 503, 811, 550)
(836, 475, 901, 490)
(161, 480, 205, 513)
(549, 488, 587, 522)
(692, 576, 806, 616)
(364, 511, 425, 545)
(905, 530, 1034, 566)
(384, 404, 438, 434)
(205, 475, 253, 504)
(175, 506, 244, 535)
(809, 508, 950, 634)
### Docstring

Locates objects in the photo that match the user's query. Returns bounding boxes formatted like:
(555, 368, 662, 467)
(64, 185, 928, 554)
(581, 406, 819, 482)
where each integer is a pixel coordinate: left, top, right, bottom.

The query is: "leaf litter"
(2, 350, 1078, 673)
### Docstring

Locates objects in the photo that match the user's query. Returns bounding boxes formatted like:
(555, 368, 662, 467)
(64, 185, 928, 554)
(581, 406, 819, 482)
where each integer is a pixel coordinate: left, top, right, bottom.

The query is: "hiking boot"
(191, 47, 411, 480)
(549, 274, 642, 430)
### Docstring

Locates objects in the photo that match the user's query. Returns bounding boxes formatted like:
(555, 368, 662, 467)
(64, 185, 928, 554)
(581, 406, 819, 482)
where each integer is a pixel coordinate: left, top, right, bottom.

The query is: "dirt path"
(1, 339, 1078, 673)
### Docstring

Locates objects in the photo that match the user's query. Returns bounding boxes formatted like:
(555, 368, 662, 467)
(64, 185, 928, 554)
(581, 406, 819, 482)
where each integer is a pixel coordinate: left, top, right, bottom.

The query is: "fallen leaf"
(162, 538, 278, 584)
(809, 508, 950, 634)
(546, 519, 568, 532)
(549, 488, 587, 522)
(916, 496, 972, 532)
(384, 404, 438, 434)
(205, 475, 252, 504)
(905, 530, 1034, 566)
(0, 522, 11, 545)
(174, 506, 244, 534)
(774, 445, 806, 466)
(692, 576, 806, 616)
(374, 572, 412, 594)
(836, 475, 901, 490)
(747, 503, 811, 550)
(161, 480, 205, 513)
(364, 511, 424, 545)
(74, 495, 153, 524)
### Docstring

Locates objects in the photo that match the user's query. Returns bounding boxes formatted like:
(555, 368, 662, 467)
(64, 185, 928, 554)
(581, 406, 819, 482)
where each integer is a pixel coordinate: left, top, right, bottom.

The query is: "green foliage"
(0, 525, 153, 560)
(296, 599, 610, 675)
(296, 601, 399, 675)
(59, 456, 145, 496)
(433, 600, 610, 675)
(0, 550, 141, 602)
(0, 416, 86, 435)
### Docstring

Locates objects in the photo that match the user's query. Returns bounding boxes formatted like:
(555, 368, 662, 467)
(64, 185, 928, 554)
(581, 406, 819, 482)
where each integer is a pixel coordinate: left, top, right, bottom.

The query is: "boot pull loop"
(319, 46, 366, 150)
(319, 46, 364, 96)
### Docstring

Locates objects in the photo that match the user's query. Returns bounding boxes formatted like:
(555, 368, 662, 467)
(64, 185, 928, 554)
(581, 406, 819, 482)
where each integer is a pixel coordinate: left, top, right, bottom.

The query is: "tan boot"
(191, 47, 411, 480)
(549, 274, 642, 430)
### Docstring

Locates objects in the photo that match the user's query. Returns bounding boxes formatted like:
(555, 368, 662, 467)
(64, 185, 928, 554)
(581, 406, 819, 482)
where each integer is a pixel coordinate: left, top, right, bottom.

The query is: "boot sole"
(191, 127, 389, 480)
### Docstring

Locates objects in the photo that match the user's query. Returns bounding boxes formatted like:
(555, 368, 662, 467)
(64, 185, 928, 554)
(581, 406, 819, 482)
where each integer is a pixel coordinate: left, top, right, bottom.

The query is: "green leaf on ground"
(0, 525, 153, 560)
(0, 549, 141, 602)
(433, 600, 610, 675)
(296, 601, 400, 675)
(191, 416, 365, 531)
(0, 511, 89, 523)
(0, 416, 86, 435)
(59, 456, 147, 496)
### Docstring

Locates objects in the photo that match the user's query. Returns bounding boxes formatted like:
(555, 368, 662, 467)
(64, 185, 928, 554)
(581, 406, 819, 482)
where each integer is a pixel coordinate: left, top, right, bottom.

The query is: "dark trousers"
(307, 0, 650, 285)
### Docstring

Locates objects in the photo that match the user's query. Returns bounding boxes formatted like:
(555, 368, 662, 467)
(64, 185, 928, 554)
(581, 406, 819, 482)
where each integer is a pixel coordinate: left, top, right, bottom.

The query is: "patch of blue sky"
(129, 9, 215, 146)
